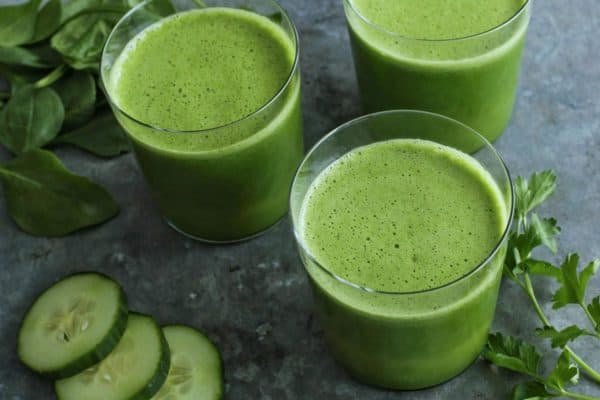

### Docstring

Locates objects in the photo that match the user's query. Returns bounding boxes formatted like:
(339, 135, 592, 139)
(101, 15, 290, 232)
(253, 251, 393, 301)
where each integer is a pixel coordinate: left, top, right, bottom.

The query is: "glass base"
(165, 215, 285, 244)
(338, 351, 479, 391)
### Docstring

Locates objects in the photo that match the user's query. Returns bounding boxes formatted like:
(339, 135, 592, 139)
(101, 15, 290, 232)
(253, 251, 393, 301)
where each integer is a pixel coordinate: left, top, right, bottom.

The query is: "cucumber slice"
(55, 313, 170, 400)
(152, 325, 223, 400)
(18, 272, 128, 378)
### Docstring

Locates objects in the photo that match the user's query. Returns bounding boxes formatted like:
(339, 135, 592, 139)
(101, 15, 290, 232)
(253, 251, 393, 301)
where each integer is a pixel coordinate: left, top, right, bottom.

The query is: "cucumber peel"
(18, 272, 128, 379)
(152, 325, 223, 400)
(55, 313, 170, 400)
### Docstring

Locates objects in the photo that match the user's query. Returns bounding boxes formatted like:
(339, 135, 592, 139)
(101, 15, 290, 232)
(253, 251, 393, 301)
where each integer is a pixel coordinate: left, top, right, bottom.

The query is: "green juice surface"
(346, 0, 530, 145)
(301, 139, 506, 293)
(300, 139, 509, 389)
(109, 8, 303, 240)
(351, 0, 523, 40)
(111, 8, 295, 151)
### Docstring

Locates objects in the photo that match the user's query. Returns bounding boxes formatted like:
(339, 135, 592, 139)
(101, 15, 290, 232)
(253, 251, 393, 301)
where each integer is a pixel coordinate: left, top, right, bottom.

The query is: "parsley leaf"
(587, 296, 600, 333)
(546, 352, 579, 392)
(483, 333, 541, 377)
(552, 254, 600, 309)
(536, 326, 591, 348)
(530, 214, 560, 254)
(511, 381, 554, 400)
(526, 260, 562, 279)
(503, 216, 560, 280)
(515, 170, 557, 223)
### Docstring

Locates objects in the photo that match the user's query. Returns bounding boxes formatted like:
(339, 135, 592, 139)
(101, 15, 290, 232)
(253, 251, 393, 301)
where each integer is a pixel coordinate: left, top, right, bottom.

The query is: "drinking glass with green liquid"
(101, 0, 303, 242)
(344, 0, 531, 146)
(291, 110, 515, 389)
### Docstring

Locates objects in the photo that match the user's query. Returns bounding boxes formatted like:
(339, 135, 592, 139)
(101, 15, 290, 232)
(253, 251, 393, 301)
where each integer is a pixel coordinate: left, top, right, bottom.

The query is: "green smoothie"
(299, 139, 508, 389)
(345, 0, 530, 145)
(106, 7, 303, 241)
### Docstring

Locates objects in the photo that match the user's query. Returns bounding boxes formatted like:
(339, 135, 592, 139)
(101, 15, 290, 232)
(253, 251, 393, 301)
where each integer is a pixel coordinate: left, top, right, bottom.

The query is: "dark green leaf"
(530, 214, 560, 254)
(28, 0, 62, 44)
(62, 0, 129, 22)
(0, 149, 119, 236)
(0, 85, 64, 155)
(0, 63, 47, 88)
(0, 0, 40, 47)
(0, 45, 58, 68)
(52, 71, 96, 129)
(536, 325, 591, 348)
(587, 296, 600, 332)
(546, 351, 579, 391)
(511, 381, 555, 400)
(54, 111, 130, 157)
(51, 12, 122, 71)
(515, 171, 557, 222)
(483, 333, 541, 377)
(552, 254, 600, 309)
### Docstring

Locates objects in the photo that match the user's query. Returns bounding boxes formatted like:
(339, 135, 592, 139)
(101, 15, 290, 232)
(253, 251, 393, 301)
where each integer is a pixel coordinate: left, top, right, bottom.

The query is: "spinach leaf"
(0, 43, 62, 69)
(0, 85, 64, 154)
(0, 46, 52, 68)
(0, 0, 40, 47)
(0, 64, 47, 89)
(28, 0, 62, 44)
(54, 111, 130, 158)
(53, 71, 97, 129)
(62, 0, 129, 22)
(0, 149, 119, 236)
(51, 12, 122, 71)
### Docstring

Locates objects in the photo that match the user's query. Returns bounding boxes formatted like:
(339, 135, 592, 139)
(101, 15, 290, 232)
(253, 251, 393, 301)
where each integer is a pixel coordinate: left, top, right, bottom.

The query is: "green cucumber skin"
(129, 313, 171, 400)
(164, 325, 224, 400)
(54, 312, 171, 400)
(17, 272, 129, 379)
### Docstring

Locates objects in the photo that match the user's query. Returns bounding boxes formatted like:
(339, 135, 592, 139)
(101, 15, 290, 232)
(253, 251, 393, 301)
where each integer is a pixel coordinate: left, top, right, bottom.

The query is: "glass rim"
(290, 110, 516, 296)
(100, 0, 300, 135)
(344, 0, 531, 42)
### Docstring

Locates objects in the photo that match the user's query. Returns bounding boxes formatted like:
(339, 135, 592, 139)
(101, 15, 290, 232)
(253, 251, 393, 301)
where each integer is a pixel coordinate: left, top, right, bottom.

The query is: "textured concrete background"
(1, 0, 599, 399)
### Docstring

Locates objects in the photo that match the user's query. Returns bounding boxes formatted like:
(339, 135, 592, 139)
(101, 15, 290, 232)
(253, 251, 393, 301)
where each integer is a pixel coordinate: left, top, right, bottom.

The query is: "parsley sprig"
(483, 171, 600, 399)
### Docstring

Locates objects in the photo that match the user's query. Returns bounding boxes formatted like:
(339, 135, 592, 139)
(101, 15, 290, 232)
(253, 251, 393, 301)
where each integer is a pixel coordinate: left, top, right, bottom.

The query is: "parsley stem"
(33, 65, 67, 89)
(524, 273, 600, 383)
(524, 273, 551, 326)
(561, 390, 600, 400)
(581, 303, 600, 336)
(567, 349, 600, 383)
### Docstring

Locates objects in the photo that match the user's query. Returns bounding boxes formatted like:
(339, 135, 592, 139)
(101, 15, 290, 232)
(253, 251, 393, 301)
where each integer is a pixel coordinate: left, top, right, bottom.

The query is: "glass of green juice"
(290, 110, 515, 390)
(101, 0, 303, 242)
(343, 0, 531, 146)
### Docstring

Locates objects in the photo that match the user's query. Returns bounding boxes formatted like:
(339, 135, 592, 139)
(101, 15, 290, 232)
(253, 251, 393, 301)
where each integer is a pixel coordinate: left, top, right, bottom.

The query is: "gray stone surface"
(1, 0, 599, 399)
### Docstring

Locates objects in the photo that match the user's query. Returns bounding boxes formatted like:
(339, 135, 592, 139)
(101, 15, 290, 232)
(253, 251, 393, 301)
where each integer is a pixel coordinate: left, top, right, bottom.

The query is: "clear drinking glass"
(101, 0, 303, 243)
(290, 110, 514, 389)
(344, 0, 531, 146)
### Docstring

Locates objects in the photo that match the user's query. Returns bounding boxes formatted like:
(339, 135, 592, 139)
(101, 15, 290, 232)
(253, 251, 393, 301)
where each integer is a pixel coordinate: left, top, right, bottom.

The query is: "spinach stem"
(523, 274, 600, 383)
(34, 65, 67, 89)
